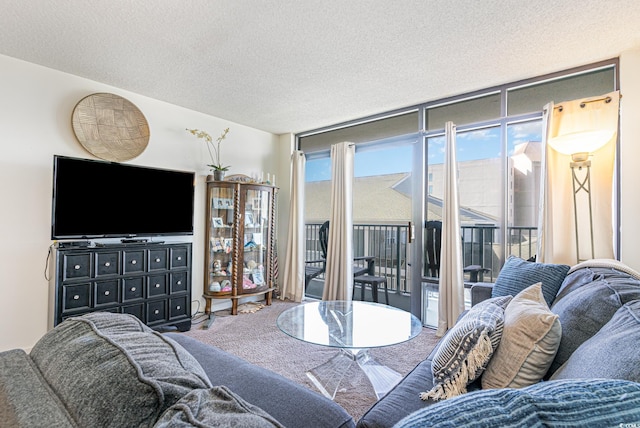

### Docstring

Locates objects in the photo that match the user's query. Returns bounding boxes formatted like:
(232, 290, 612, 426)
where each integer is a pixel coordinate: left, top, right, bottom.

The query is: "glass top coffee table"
(277, 300, 422, 399)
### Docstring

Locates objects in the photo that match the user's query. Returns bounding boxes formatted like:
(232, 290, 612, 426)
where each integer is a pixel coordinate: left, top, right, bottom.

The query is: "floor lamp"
(548, 130, 613, 263)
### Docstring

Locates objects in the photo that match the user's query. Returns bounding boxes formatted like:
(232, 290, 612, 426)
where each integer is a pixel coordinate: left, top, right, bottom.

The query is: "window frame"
(296, 58, 620, 319)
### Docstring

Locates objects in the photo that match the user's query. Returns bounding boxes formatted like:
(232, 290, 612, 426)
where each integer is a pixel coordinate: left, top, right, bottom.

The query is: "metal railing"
(305, 223, 410, 294)
(305, 223, 537, 297)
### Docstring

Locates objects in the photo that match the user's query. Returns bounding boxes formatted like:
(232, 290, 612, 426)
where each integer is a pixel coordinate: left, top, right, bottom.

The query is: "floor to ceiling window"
(297, 59, 619, 326)
(299, 112, 419, 306)
(421, 61, 618, 327)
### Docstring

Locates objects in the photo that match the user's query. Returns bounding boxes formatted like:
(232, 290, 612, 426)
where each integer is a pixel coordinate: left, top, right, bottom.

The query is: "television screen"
(51, 155, 195, 240)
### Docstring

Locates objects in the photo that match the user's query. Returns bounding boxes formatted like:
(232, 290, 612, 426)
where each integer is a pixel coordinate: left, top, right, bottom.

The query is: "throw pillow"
(421, 295, 511, 401)
(29, 312, 212, 428)
(550, 300, 640, 382)
(153, 386, 284, 428)
(481, 283, 561, 389)
(491, 256, 569, 307)
(547, 266, 640, 376)
(397, 379, 640, 428)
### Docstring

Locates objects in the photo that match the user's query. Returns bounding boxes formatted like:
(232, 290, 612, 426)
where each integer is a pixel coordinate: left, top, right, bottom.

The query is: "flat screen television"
(51, 155, 195, 240)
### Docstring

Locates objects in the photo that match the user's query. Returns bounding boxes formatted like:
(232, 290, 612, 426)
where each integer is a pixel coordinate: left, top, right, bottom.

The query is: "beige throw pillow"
(481, 282, 561, 389)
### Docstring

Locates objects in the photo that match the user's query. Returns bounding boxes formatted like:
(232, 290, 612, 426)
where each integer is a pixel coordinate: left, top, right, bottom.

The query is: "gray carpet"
(179, 299, 439, 421)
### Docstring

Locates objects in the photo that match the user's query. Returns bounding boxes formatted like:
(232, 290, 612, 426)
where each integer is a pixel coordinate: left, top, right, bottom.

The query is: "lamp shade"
(548, 130, 613, 156)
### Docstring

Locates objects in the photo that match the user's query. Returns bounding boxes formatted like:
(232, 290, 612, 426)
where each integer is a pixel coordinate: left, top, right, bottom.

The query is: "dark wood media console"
(50, 242, 192, 331)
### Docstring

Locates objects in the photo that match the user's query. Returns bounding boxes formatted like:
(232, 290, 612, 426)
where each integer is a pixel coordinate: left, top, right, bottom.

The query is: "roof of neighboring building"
(305, 172, 496, 225)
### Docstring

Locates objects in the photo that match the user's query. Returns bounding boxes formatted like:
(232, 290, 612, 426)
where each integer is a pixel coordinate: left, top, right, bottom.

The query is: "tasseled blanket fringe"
(420, 331, 493, 401)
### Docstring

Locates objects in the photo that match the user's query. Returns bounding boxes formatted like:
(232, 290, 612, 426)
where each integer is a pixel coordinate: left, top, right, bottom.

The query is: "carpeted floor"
(178, 299, 439, 422)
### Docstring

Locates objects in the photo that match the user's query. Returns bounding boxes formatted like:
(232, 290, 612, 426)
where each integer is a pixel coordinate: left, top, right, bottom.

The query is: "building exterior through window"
(298, 59, 619, 327)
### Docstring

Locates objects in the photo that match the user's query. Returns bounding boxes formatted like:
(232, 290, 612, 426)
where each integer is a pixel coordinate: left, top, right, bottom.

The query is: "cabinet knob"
(73, 295, 80, 300)
(74, 265, 81, 270)
(177, 256, 182, 261)
(104, 290, 110, 296)
(154, 309, 159, 315)
(176, 305, 181, 310)
(131, 287, 136, 292)
(155, 283, 160, 288)
(131, 260, 137, 265)
(155, 257, 161, 263)
(177, 280, 182, 285)
(104, 262, 111, 267)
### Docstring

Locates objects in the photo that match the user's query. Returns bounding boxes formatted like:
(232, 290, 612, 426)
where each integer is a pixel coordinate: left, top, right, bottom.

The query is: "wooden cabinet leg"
(231, 299, 238, 315)
(265, 290, 273, 306)
(204, 296, 212, 314)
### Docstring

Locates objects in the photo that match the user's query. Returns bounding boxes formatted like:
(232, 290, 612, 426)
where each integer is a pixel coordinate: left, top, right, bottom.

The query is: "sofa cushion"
(153, 386, 283, 428)
(491, 256, 569, 307)
(482, 283, 561, 389)
(166, 333, 355, 428)
(551, 300, 640, 382)
(395, 379, 640, 428)
(548, 266, 640, 375)
(0, 349, 75, 428)
(420, 296, 511, 401)
(29, 312, 211, 428)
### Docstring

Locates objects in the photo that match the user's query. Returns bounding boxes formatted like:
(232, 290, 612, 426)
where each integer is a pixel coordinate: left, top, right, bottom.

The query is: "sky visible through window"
(305, 120, 542, 182)
(305, 145, 413, 182)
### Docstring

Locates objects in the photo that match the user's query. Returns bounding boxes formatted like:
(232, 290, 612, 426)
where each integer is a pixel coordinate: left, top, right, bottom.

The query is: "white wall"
(0, 54, 281, 351)
(3, 48, 640, 351)
(619, 48, 640, 269)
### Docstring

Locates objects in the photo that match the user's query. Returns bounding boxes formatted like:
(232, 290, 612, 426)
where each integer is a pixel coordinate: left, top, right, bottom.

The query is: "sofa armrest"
(470, 282, 494, 306)
(0, 349, 75, 427)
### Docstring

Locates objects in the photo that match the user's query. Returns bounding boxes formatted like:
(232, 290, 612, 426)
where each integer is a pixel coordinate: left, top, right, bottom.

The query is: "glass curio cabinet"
(204, 179, 277, 316)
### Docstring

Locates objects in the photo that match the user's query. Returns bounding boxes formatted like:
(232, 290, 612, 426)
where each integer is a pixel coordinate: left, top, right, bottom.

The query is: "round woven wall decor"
(71, 93, 150, 162)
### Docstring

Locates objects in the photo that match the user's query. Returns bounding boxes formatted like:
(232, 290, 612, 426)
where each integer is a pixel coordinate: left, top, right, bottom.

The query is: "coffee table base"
(306, 349, 402, 400)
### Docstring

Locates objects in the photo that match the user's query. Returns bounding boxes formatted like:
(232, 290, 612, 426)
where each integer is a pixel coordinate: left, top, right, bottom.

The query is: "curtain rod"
(554, 94, 620, 112)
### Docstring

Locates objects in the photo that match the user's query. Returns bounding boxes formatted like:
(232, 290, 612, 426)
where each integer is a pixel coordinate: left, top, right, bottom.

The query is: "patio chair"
(424, 220, 489, 282)
(425, 220, 442, 278)
(304, 221, 375, 287)
(304, 221, 329, 287)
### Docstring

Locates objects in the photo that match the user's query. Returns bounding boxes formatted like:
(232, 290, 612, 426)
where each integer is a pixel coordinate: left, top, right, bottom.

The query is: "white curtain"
(323, 142, 355, 301)
(281, 151, 306, 302)
(537, 91, 620, 265)
(437, 122, 465, 337)
(536, 102, 555, 263)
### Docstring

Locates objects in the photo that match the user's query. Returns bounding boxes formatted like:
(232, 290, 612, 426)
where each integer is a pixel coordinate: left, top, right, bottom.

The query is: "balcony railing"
(305, 223, 538, 297)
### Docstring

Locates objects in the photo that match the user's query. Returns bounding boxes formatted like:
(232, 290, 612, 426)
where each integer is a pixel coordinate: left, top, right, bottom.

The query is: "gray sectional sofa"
(357, 258, 640, 428)
(0, 312, 354, 428)
(3, 257, 640, 427)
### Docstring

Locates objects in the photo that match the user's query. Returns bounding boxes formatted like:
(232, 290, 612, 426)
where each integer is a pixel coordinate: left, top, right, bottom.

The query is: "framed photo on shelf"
(214, 198, 233, 209)
(212, 217, 224, 228)
(244, 212, 255, 226)
(223, 238, 233, 253)
(251, 270, 264, 285)
(252, 198, 263, 210)
(211, 237, 224, 252)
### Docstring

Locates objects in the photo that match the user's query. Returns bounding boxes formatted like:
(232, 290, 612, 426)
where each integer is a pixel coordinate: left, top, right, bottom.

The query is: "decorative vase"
(213, 170, 225, 181)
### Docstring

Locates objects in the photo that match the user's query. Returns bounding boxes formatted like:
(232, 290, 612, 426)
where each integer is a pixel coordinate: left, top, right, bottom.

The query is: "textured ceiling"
(1, 1, 640, 135)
